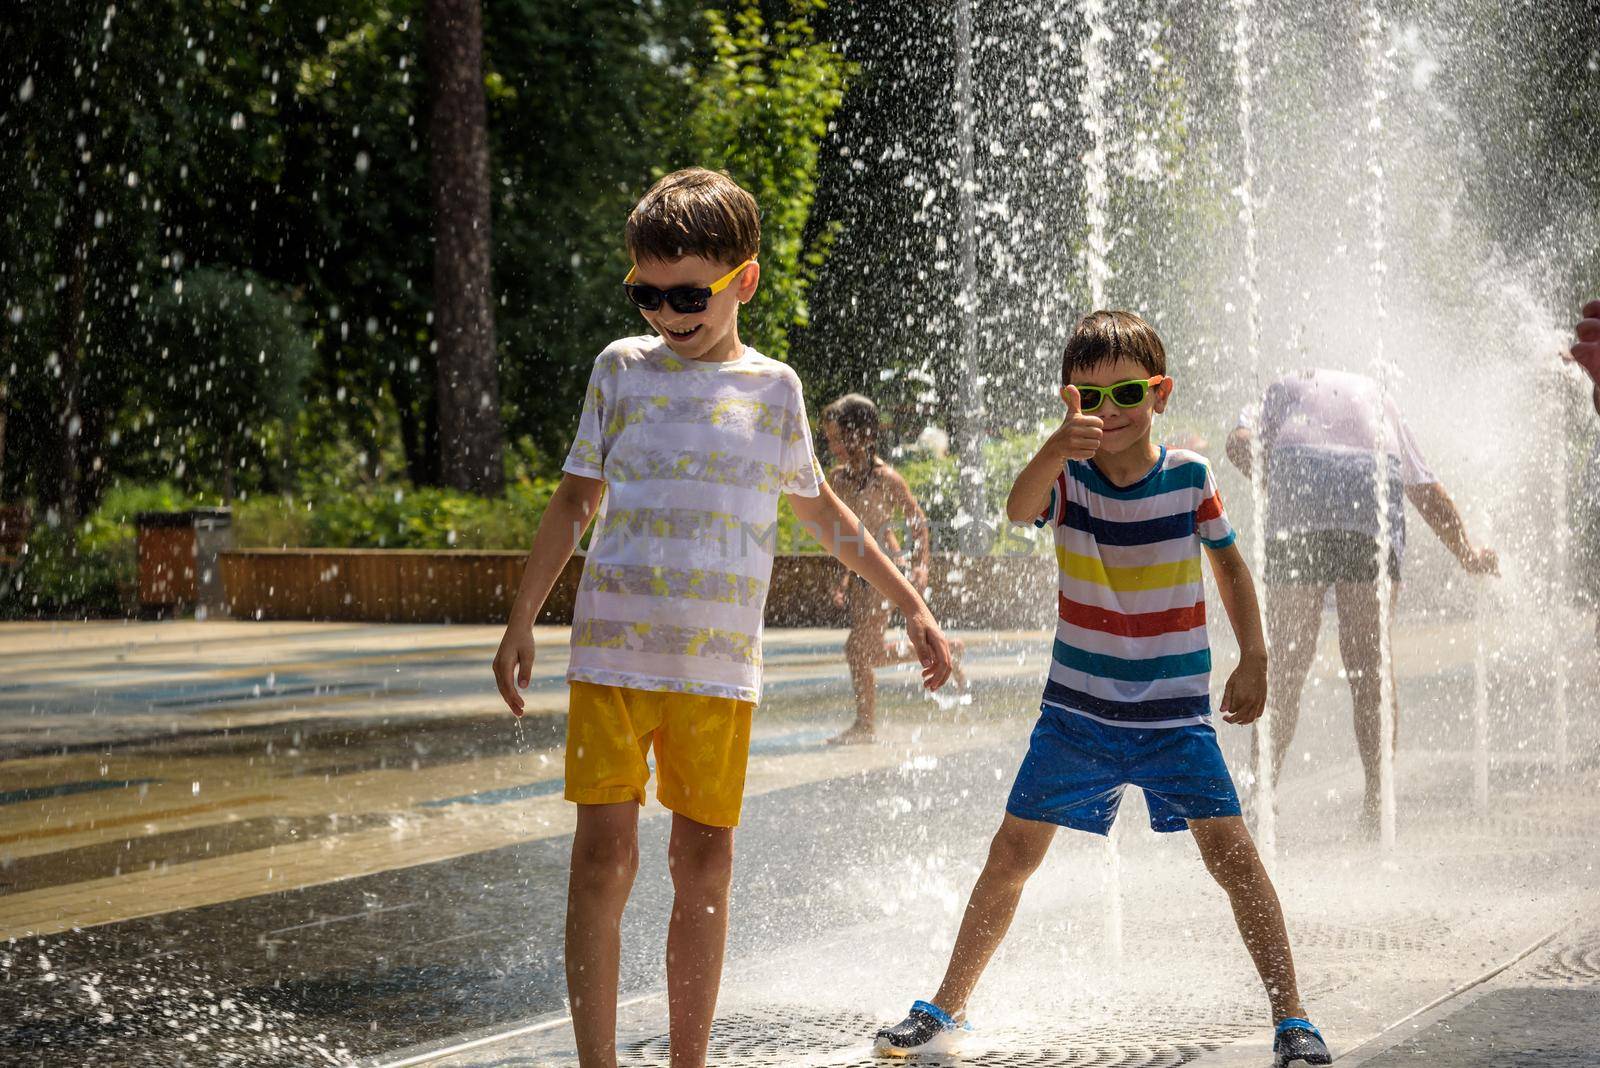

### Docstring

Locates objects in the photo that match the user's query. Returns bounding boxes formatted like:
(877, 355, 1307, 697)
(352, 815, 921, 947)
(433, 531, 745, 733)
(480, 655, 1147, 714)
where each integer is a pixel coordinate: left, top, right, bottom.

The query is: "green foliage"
(231, 478, 557, 550)
(683, 0, 853, 362)
(0, 474, 561, 617)
(482, 0, 703, 460)
(147, 268, 315, 493)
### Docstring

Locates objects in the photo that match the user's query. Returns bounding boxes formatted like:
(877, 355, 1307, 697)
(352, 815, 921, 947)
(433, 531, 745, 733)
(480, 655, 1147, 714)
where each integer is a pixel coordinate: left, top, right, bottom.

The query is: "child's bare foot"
(827, 724, 877, 746)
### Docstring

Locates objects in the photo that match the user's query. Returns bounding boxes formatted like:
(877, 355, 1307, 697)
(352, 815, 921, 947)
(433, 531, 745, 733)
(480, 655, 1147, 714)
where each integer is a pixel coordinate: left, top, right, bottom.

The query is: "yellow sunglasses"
(622, 259, 754, 314)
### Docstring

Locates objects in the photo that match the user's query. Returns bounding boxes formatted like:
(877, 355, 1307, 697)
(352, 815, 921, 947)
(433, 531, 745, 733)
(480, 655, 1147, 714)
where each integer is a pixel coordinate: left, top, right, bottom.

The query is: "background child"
(820, 393, 966, 744)
(872, 310, 1330, 1068)
(491, 167, 952, 1068)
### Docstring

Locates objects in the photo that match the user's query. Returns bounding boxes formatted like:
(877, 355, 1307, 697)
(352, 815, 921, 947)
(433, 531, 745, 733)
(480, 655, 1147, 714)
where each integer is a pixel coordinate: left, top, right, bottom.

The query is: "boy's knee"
(1201, 839, 1262, 888)
(669, 832, 734, 892)
(572, 834, 640, 886)
(986, 827, 1049, 881)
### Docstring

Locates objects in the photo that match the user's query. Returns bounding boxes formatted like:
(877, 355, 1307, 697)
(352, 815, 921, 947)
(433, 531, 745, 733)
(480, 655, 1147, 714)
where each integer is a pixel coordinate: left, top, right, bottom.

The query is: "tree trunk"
(425, 0, 503, 496)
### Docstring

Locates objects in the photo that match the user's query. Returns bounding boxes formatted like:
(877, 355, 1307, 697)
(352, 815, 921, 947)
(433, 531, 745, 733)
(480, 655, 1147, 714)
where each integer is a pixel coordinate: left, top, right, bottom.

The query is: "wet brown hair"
(821, 393, 881, 455)
(625, 168, 761, 267)
(1062, 309, 1167, 385)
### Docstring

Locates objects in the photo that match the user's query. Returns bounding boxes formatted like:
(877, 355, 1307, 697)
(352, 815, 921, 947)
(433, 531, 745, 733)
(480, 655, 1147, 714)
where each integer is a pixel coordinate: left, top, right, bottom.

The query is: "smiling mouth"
(663, 324, 702, 342)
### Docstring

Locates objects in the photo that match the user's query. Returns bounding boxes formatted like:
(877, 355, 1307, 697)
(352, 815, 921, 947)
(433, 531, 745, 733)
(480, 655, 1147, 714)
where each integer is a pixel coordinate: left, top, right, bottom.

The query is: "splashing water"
(1077, 0, 1114, 310)
(954, 0, 988, 542)
(1360, 0, 1400, 854)
(1, 938, 354, 1065)
(1230, 0, 1275, 866)
(1473, 521, 1493, 815)
(1076, 0, 1124, 964)
(1550, 370, 1571, 776)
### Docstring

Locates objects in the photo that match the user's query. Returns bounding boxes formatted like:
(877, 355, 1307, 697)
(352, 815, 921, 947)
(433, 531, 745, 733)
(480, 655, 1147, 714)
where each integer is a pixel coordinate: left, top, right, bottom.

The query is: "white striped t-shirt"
(561, 335, 824, 703)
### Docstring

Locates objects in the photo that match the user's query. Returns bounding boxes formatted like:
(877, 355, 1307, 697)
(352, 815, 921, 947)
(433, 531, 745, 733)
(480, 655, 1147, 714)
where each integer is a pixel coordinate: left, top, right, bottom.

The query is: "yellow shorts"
(564, 681, 755, 828)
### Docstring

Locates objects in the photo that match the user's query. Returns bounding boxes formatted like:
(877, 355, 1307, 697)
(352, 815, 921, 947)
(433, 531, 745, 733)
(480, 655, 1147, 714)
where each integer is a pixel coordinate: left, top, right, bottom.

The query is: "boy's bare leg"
(929, 814, 1056, 1014)
(1334, 581, 1395, 826)
(567, 802, 641, 1068)
(1259, 583, 1325, 784)
(832, 586, 891, 744)
(666, 812, 736, 1067)
(1190, 816, 1306, 1022)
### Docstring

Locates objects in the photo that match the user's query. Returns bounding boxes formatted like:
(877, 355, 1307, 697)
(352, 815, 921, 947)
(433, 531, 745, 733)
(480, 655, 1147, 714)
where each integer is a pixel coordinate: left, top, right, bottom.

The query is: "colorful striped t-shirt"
(1033, 446, 1235, 728)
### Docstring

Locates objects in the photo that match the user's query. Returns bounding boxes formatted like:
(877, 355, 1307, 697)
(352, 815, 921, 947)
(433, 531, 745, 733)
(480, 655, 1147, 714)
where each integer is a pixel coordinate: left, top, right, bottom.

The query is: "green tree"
(682, 0, 852, 363)
(148, 268, 315, 499)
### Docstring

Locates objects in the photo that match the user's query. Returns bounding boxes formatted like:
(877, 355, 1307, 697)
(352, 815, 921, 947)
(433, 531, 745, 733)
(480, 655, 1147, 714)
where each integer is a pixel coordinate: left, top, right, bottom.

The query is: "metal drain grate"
(620, 1009, 878, 1067)
(1291, 918, 1457, 956)
(1525, 931, 1600, 984)
(615, 1008, 1228, 1068)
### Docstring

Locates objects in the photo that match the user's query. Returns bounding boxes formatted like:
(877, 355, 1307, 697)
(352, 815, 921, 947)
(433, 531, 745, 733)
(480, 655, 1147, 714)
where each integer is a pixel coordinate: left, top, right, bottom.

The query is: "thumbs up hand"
(1048, 384, 1104, 461)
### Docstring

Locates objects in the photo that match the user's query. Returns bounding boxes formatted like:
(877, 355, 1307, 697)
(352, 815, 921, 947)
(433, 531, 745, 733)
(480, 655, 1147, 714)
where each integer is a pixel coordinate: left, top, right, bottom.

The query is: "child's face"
(630, 253, 759, 362)
(822, 421, 871, 466)
(1063, 356, 1172, 455)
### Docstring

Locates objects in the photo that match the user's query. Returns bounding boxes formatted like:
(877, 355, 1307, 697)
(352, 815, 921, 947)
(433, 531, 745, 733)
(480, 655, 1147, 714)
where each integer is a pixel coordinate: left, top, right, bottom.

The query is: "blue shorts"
(1006, 704, 1242, 835)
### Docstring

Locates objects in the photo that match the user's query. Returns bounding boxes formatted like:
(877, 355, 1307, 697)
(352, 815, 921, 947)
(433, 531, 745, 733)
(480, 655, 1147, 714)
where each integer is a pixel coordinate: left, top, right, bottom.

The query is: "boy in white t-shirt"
(491, 168, 953, 1067)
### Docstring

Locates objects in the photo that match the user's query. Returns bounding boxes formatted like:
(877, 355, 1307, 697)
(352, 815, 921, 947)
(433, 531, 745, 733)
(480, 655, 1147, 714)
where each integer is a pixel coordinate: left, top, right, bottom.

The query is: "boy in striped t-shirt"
(874, 311, 1330, 1068)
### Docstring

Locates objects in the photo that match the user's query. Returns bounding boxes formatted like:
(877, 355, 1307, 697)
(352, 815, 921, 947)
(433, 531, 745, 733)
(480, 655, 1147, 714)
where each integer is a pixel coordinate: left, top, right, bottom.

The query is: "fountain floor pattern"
(1, 618, 1595, 1067)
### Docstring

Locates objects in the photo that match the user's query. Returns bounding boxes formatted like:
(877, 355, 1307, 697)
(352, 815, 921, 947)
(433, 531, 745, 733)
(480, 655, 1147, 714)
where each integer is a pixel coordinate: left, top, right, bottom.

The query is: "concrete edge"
(1330, 924, 1567, 1066)
(1177, 924, 1565, 1067)
(357, 999, 589, 1068)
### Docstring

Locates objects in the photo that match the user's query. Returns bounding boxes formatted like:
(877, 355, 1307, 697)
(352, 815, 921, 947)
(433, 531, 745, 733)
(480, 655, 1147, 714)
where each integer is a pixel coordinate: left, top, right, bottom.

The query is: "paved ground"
(1, 609, 1596, 1067)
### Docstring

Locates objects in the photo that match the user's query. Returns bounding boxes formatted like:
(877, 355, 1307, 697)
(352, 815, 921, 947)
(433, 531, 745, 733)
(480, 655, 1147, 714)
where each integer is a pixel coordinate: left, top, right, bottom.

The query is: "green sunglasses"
(1074, 375, 1167, 412)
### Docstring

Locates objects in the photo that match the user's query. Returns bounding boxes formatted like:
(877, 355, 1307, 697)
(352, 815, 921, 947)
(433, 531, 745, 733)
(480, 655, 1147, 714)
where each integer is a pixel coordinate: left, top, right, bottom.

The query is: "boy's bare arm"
(788, 484, 952, 689)
(1204, 542, 1268, 725)
(492, 473, 605, 715)
(1005, 386, 1101, 522)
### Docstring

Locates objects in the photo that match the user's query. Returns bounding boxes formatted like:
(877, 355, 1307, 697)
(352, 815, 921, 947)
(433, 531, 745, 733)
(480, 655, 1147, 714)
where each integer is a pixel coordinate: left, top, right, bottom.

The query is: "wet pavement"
(1, 613, 1597, 1067)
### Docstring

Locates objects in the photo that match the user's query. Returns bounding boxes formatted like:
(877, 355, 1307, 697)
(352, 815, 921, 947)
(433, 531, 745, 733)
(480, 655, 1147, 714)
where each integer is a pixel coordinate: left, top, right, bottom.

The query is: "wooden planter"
(218, 548, 1055, 628)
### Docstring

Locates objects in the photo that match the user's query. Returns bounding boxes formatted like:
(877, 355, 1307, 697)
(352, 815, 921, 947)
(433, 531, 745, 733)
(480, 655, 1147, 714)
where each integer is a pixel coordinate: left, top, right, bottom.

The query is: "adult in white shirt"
(1226, 369, 1496, 830)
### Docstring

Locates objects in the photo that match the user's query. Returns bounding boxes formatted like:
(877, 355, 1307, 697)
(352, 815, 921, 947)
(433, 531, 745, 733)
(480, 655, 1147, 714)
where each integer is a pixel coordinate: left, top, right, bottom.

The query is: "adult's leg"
(665, 812, 736, 1068)
(1260, 582, 1327, 783)
(1190, 816, 1307, 1023)
(567, 801, 642, 1068)
(833, 582, 892, 743)
(929, 814, 1057, 1015)
(1333, 580, 1392, 822)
